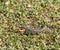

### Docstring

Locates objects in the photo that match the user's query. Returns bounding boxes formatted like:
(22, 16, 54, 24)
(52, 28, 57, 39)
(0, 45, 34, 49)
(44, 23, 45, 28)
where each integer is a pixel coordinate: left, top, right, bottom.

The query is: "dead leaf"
(57, 21, 60, 25)
(14, 1, 19, 6)
(9, 8, 15, 13)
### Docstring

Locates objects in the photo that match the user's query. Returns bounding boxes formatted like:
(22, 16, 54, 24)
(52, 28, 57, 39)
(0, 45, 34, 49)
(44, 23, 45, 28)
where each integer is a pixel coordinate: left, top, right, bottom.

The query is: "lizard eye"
(19, 27, 25, 33)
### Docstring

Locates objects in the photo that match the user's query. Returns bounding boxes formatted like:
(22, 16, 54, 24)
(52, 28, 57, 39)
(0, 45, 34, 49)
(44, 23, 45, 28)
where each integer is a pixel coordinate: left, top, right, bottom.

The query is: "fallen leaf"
(57, 21, 60, 25)
(9, 8, 15, 13)
(14, 1, 19, 6)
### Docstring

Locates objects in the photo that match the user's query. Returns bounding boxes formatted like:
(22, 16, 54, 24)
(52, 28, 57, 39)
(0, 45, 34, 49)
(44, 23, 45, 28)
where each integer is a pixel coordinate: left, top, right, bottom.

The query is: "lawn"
(0, 0, 60, 50)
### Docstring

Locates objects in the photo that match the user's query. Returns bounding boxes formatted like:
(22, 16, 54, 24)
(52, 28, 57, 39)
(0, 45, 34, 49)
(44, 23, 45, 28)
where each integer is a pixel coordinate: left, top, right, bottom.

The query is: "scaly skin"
(20, 24, 51, 34)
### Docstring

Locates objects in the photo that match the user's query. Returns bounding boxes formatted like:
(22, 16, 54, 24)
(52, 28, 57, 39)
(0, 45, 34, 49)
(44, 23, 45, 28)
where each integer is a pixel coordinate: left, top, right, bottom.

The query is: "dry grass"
(0, 0, 60, 50)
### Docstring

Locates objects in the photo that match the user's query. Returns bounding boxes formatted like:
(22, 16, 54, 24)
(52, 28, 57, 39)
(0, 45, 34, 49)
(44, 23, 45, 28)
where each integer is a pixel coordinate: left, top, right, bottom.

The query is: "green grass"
(0, 0, 60, 50)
